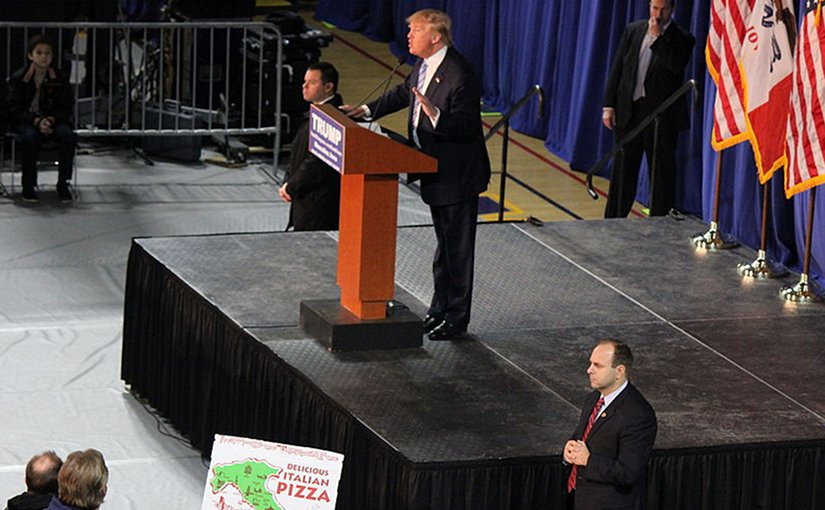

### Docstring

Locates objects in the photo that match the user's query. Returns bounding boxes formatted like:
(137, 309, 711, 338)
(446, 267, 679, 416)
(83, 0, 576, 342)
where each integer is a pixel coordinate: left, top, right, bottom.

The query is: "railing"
(484, 84, 543, 222)
(585, 79, 697, 201)
(1, 21, 284, 164)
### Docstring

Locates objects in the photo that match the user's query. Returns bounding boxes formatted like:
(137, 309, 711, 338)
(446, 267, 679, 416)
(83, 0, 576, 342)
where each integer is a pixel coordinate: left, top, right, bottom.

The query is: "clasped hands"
(35, 116, 55, 135)
(563, 439, 590, 466)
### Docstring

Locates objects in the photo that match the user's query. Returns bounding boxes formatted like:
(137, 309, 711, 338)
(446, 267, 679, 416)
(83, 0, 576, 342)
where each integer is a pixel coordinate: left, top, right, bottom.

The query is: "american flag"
(785, 0, 825, 197)
(707, 0, 754, 150)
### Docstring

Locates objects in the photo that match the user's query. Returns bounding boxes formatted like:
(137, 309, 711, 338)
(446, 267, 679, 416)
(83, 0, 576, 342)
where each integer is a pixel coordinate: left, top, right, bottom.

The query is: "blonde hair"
(58, 449, 108, 509)
(407, 9, 453, 46)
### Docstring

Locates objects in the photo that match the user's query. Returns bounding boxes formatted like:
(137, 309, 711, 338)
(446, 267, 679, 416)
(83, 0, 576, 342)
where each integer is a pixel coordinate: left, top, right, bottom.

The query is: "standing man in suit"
(279, 62, 343, 231)
(602, 0, 695, 218)
(563, 340, 657, 510)
(343, 9, 491, 340)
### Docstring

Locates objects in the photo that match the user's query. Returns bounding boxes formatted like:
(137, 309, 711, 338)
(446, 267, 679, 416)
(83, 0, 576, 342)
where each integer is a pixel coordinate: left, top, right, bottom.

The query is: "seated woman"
(7, 34, 75, 202)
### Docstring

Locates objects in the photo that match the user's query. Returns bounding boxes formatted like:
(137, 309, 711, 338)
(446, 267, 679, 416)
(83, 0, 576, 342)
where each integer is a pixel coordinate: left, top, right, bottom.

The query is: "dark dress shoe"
(57, 183, 73, 202)
(428, 321, 466, 341)
(422, 314, 443, 333)
(21, 189, 39, 202)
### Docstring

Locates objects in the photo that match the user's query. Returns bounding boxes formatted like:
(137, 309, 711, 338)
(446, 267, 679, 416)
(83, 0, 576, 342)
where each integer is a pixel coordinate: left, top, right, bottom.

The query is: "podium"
(299, 103, 437, 351)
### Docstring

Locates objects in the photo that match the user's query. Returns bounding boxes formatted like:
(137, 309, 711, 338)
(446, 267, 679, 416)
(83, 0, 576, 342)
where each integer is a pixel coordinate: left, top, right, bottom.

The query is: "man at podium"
(344, 9, 491, 340)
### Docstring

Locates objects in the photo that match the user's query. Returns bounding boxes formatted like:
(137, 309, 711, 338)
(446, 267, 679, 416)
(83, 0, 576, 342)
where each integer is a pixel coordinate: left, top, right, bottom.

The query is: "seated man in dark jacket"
(6, 450, 62, 510)
(6, 34, 75, 202)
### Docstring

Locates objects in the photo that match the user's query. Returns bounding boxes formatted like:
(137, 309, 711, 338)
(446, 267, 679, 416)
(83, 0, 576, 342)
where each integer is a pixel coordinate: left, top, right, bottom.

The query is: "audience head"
(25, 450, 63, 495)
(58, 449, 108, 510)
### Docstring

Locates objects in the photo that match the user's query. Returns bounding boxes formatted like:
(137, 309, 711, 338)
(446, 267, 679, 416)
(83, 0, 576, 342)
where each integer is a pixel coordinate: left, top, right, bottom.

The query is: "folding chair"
(1, 130, 77, 197)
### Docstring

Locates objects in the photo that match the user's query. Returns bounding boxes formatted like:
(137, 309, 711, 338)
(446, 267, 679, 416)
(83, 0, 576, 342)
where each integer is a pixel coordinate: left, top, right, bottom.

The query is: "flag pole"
(739, 0, 794, 277)
(737, 175, 788, 277)
(780, 186, 822, 302)
(691, 149, 739, 249)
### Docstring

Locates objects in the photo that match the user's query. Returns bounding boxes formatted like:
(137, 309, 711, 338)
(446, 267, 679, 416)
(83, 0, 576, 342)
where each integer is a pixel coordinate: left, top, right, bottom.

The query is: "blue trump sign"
(309, 106, 345, 173)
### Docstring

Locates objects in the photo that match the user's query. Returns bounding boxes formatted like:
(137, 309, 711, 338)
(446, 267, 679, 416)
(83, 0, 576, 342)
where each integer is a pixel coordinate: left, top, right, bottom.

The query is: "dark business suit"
(603, 18, 694, 218)
(285, 94, 343, 231)
(367, 47, 491, 329)
(569, 383, 657, 510)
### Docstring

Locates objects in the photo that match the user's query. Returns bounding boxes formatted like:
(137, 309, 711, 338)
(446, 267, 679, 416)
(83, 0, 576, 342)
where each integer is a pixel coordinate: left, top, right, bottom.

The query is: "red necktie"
(567, 396, 605, 492)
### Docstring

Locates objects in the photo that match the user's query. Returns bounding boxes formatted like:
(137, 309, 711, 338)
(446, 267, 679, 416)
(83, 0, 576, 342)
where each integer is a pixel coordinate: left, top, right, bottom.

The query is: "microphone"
(366, 59, 405, 133)
(352, 55, 406, 112)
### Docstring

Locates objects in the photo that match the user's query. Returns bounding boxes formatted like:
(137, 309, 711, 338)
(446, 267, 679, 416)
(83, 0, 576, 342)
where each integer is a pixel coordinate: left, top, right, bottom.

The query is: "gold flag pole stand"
(780, 187, 822, 302)
(693, 150, 739, 249)
(738, 176, 788, 278)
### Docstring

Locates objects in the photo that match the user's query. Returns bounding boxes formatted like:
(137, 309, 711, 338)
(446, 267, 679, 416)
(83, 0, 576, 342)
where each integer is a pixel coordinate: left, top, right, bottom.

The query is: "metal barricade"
(2, 21, 284, 166)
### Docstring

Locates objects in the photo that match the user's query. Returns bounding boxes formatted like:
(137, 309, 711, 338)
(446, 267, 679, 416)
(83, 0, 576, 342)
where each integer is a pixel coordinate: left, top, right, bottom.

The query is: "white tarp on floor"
(0, 147, 431, 508)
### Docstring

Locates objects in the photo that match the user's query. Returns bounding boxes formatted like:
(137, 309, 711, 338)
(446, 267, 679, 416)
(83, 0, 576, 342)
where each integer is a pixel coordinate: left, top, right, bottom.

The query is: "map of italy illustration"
(211, 460, 283, 510)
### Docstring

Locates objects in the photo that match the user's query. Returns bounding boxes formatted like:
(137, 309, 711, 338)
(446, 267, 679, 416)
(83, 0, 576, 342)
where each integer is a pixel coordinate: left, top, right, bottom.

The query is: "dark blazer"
(7, 64, 73, 129)
(571, 383, 657, 510)
(603, 19, 695, 131)
(285, 93, 343, 231)
(367, 47, 490, 206)
(6, 491, 54, 510)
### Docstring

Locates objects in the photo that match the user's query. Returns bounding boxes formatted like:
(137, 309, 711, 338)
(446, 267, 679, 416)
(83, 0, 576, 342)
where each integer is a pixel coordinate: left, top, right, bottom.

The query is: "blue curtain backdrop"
(315, 0, 824, 286)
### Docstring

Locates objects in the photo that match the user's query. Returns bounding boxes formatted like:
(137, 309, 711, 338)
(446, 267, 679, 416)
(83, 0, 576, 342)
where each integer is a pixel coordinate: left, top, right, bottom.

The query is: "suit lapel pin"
(434, 76, 441, 84)
(601, 412, 607, 418)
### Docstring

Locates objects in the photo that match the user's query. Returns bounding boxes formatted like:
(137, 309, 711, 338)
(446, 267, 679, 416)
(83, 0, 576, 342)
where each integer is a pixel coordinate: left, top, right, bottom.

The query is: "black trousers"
(605, 99, 678, 218)
(427, 197, 479, 330)
(15, 123, 75, 191)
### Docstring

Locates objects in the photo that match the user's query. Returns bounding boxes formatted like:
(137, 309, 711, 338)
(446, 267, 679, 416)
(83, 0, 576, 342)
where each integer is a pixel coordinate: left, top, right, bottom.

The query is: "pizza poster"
(201, 434, 345, 510)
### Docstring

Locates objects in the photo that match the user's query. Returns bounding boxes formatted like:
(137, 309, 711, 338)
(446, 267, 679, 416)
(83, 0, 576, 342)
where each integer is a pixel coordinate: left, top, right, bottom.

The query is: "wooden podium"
(299, 103, 437, 351)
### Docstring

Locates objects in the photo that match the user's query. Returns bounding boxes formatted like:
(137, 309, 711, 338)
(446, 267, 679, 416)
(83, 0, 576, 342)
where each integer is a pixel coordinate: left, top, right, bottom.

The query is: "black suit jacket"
(7, 65, 73, 129)
(367, 47, 490, 206)
(571, 383, 657, 510)
(285, 94, 343, 231)
(6, 490, 54, 510)
(603, 19, 695, 131)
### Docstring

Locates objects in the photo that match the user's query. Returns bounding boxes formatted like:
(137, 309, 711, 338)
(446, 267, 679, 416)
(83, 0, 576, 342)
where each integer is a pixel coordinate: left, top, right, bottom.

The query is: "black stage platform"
(121, 217, 825, 509)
